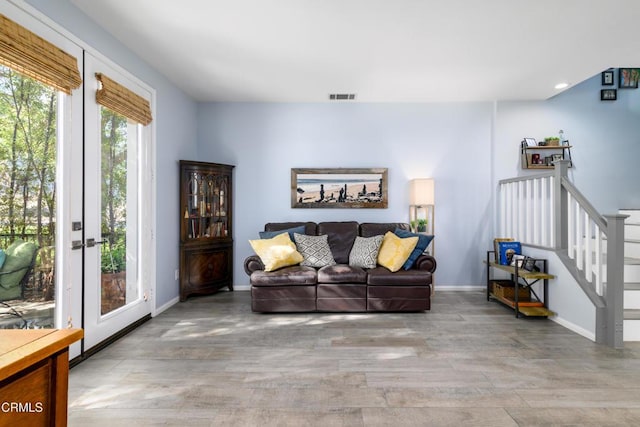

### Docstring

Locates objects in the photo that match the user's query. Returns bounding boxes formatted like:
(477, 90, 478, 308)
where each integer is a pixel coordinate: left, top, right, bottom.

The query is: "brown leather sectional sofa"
(244, 221, 437, 313)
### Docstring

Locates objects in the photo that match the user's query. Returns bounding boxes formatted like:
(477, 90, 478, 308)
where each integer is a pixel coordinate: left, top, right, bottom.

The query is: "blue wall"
(495, 74, 640, 214)
(197, 102, 495, 288)
(199, 75, 640, 290)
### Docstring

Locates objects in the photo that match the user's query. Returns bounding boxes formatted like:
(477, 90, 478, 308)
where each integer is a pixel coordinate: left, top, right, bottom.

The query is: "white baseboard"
(153, 296, 179, 317)
(551, 316, 596, 341)
(435, 285, 485, 291)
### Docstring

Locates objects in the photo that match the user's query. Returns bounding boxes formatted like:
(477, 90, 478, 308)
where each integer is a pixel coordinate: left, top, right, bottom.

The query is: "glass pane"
(0, 66, 57, 329)
(100, 107, 139, 315)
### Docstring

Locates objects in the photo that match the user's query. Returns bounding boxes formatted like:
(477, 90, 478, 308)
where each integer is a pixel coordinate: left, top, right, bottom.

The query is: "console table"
(0, 328, 83, 427)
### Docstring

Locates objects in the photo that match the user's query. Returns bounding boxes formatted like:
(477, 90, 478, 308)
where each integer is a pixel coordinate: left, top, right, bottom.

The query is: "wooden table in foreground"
(0, 328, 83, 427)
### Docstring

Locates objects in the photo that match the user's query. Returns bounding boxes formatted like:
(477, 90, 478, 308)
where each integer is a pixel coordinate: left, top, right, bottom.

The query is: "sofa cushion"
(377, 232, 418, 272)
(360, 222, 410, 237)
(367, 266, 432, 286)
(250, 265, 317, 286)
(317, 221, 359, 264)
(0, 240, 37, 290)
(259, 225, 306, 240)
(394, 228, 435, 270)
(249, 233, 304, 272)
(317, 264, 367, 284)
(265, 222, 317, 236)
(349, 235, 383, 269)
(294, 233, 336, 268)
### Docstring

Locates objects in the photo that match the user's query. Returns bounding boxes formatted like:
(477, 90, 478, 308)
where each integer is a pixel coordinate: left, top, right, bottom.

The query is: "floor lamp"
(409, 178, 435, 292)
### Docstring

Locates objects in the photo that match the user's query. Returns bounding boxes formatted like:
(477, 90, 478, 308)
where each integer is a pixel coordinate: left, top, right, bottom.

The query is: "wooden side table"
(0, 328, 83, 427)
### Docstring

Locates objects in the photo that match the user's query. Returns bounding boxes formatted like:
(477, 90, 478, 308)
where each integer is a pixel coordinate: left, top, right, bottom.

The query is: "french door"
(1, 2, 154, 359)
(82, 53, 152, 350)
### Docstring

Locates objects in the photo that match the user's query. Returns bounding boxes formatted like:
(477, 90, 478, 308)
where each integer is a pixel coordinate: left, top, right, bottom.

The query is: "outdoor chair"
(0, 239, 39, 301)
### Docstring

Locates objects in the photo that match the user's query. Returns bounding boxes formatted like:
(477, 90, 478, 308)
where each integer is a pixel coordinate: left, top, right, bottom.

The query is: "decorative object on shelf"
(521, 140, 573, 169)
(179, 160, 234, 301)
(291, 168, 388, 209)
(544, 136, 560, 146)
(408, 178, 435, 256)
(601, 88, 617, 101)
(493, 238, 514, 261)
(510, 254, 525, 268)
(523, 137, 537, 147)
(618, 68, 639, 89)
(602, 69, 614, 86)
(522, 256, 540, 272)
(497, 241, 521, 266)
(411, 218, 428, 232)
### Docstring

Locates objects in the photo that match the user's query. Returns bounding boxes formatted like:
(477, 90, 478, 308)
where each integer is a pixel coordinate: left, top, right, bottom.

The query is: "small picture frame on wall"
(601, 88, 617, 101)
(618, 68, 639, 89)
(601, 69, 614, 86)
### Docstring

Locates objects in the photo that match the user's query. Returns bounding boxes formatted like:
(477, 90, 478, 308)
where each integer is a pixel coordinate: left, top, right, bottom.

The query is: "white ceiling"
(70, 0, 640, 103)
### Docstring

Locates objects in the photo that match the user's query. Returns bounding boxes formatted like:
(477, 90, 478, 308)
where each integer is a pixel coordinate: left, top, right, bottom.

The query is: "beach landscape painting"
(291, 168, 388, 208)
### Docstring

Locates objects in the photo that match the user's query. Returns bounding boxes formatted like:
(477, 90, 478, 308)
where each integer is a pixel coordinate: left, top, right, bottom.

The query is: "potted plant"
(411, 218, 428, 232)
(544, 136, 560, 146)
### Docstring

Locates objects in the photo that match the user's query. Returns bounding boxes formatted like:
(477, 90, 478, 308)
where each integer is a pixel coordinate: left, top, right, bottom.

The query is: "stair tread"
(624, 309, 640, 320)
(625, 283, 640, 290)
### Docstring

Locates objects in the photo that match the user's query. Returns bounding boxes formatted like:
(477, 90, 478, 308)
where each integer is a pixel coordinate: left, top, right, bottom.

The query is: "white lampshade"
(409, 178, 435, 206)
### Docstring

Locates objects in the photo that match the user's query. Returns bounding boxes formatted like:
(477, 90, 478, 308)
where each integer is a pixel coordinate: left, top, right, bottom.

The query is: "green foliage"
(0, 66, 57, 268)
(411, 218, 428, 231)
(101, 234, 127, 273)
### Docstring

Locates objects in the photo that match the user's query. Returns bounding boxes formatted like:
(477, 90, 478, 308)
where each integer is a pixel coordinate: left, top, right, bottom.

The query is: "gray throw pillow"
(349, 235, 384, 269)
(293, 233, 336, 268)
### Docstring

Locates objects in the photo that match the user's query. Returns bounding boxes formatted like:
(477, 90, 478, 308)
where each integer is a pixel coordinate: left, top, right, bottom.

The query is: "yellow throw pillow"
(249, 232, 304, 272)
(377, 231, 419, 272)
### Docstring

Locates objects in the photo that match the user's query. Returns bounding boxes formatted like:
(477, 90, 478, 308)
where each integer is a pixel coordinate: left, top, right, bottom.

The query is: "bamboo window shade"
(0, 14, 82, 94)
(95, 73, 153, 125)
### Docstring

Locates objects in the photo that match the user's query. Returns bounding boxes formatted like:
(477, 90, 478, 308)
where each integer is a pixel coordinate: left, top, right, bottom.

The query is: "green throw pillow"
(0, 240, 37, 290)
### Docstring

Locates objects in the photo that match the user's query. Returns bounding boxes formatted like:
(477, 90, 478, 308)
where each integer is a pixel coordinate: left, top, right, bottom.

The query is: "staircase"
(499, 161, 627, 347)
(622, 209, 640, 341)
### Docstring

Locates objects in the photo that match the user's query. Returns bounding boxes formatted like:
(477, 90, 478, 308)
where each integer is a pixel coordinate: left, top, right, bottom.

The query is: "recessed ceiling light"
(554, 82, 570, 90)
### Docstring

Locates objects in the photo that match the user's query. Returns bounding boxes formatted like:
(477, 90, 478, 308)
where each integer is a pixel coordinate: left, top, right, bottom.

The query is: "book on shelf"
(493, 238, 513, 263)
(497, 241, 521, 266)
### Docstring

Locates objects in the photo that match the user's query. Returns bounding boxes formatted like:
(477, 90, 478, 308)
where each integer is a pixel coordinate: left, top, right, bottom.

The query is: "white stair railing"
(498, 160, 627, 347)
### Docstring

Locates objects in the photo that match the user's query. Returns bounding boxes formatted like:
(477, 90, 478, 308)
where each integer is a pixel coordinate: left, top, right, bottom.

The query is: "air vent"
(329, 93, 356, 100)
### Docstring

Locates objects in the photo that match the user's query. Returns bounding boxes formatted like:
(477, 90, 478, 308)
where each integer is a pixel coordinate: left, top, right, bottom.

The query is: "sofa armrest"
(244, 255, 264, 276)
(413, 254, 437, 273)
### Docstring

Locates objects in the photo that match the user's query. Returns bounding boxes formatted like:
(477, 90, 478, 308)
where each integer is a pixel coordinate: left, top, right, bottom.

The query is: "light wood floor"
(69, 290, 640, 426)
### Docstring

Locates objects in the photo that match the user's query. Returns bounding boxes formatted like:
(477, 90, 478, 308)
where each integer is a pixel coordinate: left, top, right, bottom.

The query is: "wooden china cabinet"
(179, 160, 234, 301)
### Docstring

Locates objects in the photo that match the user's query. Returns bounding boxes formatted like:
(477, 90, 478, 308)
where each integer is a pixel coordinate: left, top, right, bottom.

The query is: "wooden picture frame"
(291, 168, 388, 208)
(601, 89, 617, 101)
(601, 69, 614, 86)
